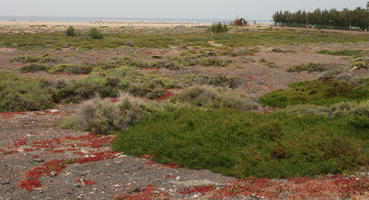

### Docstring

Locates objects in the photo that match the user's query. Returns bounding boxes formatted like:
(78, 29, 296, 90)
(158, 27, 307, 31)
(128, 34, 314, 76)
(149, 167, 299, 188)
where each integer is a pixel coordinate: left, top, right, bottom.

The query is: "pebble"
(50, 171, 57, 177)
(175, 176, 181, 181)
(77, 194, 84, 199)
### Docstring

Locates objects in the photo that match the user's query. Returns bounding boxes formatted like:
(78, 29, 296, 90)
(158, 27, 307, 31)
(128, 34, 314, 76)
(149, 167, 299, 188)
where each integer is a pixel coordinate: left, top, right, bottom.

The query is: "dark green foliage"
(113, 107, 368, 178)
(20, 64, 50, 73)
(273, 3, 369, 30)
(0, 71, 54, 112)
(66, 26, 77, 37)
(318, 49, 364, 57)
(169, 86, 259, 110)
(208, 23, 229, 33)
(89, 28, 104, 39)
(286, 63, 326, 73)
(259, 78, 369, 108)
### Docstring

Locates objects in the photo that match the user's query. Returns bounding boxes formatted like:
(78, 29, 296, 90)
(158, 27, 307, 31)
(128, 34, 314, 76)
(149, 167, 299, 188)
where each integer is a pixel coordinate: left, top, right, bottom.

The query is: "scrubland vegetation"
(1, 25, 369, 182)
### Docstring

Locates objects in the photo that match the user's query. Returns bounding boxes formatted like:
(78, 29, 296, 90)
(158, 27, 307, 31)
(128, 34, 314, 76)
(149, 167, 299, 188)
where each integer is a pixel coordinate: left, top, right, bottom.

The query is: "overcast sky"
(1, 0, 368, 20)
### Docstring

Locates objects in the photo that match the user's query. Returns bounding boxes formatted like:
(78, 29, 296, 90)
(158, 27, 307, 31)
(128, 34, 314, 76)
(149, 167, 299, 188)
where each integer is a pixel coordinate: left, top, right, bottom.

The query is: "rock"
(50, 171, 57, 177)
(152, 55, 162, 59)
(0, 179, 10, 185)
(73, 184, 82, 188)
(79, 171, 90, 177)
(175, 176, 181, 181)
(124, 41, 135, 47)
(11, 43, 18, 48)
(77, 194, 84, 199)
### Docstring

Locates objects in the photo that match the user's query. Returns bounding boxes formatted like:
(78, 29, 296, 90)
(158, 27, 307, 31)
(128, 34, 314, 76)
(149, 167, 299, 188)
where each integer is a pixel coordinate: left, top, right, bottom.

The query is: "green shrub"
(208, 23, 229, 33)
(259, 78, 369, 108)
(285, 100, 369, 119)
(48, 64, 92, 74)
(20, 64, 50, 73)
(186, 74, 245, 88)
(272, 48, 296, 53)
(113, 107, 368, 178)
(89, 28, 104, 39)
(66, 26, 77, 37)
(352, 57, 369, 69)
(170, 86, 259, 110)
(55, 67, 179, 102)
(11, 53, 60, 64)
(287, 63, 326, 73)
(0, 71, 54, 112)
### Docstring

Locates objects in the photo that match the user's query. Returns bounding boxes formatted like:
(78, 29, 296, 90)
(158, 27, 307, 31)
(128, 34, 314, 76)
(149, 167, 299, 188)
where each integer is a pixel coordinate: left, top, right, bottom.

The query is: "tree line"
(273, 2, 369, 30)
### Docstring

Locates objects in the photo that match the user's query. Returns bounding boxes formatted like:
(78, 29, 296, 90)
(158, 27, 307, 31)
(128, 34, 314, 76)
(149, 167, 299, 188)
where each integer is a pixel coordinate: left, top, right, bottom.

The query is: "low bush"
(113, 107, 369, 178)
(208, 23, 229, 33)
(63, 94, 153, 135)
(48, 64, 92, 74)
(11, 53, 60, 64)
(272, 48, 295, 53)
(186, 74, 245, 88)
(352, 57, 369, 69)
(89, 28, 104, 39)
(318, 49, 363, 58)
(259, 77, 369, 108)
(20, 64, 50, 73)
(287, 63, 326, 73)
(0, 71, 54, 112)
(169, 86, 259, 110)
(66, 26, 77, 37)
(55, 67, 179, 102)
(285, 100, 369, 119)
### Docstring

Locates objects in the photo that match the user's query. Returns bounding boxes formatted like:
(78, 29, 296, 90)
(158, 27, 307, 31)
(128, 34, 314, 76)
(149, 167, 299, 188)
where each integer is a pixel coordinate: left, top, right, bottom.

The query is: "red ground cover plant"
(155, 91, 174, 101)
(180, 185, 216, 195)
(241, 75, 255, 80)
(77, 178, 96, 186)
(115, 184, 171, 200)
(0, 111, 27, 119)
(14, 133, 118, 191)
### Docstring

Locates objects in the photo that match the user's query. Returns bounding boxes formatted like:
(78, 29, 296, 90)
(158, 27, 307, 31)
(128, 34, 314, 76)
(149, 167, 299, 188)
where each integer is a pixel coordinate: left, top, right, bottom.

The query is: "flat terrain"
(1, 25, 369, 199)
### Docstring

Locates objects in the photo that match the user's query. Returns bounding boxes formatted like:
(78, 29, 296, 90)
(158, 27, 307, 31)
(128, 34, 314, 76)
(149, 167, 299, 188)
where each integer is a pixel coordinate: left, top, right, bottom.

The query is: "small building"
(232, 18, 248, 26)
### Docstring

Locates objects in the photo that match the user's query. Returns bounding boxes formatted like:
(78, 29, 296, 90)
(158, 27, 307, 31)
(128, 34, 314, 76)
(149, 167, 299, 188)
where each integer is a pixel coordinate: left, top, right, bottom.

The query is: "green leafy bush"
(66, 26, 77, 37)
(20, 64, 50, 73)
(89, 28, 104, 39)
(113, 107, 368, 178)
(0, 71, 54, 112)
(259, 78, 369, 108)
(208, 23, 229, 33)
(169, 86, 259, 110)
(287, 63, 326, 73)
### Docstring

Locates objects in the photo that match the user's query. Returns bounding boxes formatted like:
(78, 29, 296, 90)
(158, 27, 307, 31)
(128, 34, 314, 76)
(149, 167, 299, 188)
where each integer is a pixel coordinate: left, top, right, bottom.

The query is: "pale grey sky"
(0, 0, 368, 20)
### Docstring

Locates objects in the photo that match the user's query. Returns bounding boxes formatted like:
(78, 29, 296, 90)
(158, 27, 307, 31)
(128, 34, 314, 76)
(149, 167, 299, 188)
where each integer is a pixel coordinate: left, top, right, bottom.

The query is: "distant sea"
(0, 16, 272, 24)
